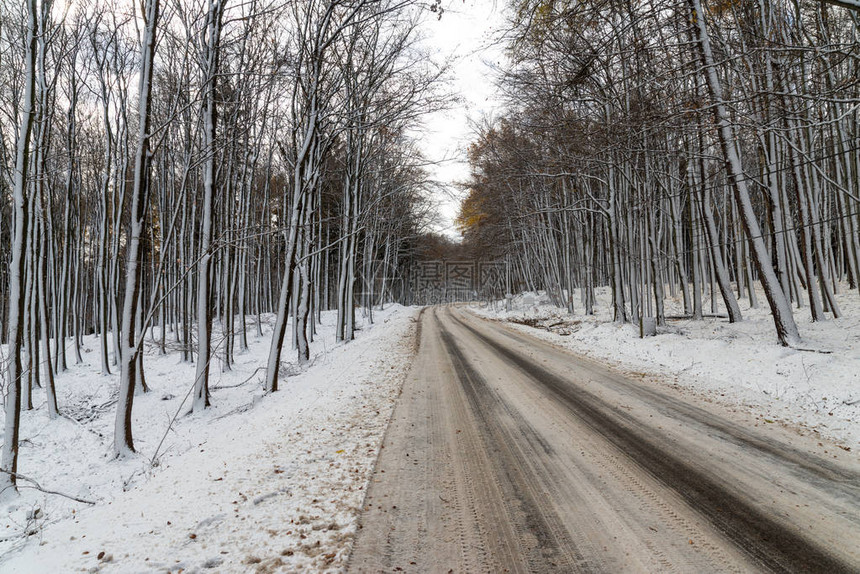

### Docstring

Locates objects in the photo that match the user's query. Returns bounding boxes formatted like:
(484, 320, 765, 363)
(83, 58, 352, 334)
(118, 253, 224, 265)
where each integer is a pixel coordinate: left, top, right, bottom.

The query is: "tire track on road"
(438, 318, 592, 573)
(451, 311, 858, 573)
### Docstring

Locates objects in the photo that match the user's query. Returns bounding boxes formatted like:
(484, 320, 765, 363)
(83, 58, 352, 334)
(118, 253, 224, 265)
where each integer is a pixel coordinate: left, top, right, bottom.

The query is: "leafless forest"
(457, 0, 860, 343)
(2, 0, 860, 511)
(1, 0, 443, 495)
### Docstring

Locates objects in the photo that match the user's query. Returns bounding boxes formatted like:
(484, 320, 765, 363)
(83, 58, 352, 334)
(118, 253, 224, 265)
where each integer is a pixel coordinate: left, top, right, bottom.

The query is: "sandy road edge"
(344, 306, 426, 568)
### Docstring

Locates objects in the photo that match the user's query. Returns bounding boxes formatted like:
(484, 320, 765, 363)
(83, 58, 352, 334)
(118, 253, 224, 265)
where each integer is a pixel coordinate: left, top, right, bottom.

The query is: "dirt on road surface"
(347, 307, 860, 573)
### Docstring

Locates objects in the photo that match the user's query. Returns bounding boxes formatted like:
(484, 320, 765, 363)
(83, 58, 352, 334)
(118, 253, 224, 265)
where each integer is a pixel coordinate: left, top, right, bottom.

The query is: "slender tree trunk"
(114, 0, 160, 457)
(697, 172, 742, 321)
(38, 183, 59, 418)
(194, 0, 226, 412)
(1, 0, 37, 496)
(687, 0, 800, 345)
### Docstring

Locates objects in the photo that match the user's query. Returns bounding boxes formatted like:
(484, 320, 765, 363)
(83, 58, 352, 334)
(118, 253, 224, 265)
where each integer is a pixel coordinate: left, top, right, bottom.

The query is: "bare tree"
(1, 0, 37, 496)
(114, 0, 161, 457)
(193, 0, 227, 412)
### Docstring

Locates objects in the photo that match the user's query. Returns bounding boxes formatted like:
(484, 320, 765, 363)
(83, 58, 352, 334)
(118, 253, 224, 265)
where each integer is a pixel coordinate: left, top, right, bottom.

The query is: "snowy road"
(348, 307, 860, 572)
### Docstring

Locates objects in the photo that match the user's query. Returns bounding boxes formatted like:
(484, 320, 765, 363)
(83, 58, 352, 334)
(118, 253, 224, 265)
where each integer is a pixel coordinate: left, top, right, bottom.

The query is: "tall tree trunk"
(1, 0, 37, 496)
(194, 0, 226, 413)
(114, 0, 160, 457)
(687, 0, 800, 345)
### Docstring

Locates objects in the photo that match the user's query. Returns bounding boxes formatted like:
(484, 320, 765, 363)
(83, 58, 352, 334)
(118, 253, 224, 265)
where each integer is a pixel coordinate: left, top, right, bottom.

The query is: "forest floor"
(472, 283, 860, 448)
(0, 305, 418, 572)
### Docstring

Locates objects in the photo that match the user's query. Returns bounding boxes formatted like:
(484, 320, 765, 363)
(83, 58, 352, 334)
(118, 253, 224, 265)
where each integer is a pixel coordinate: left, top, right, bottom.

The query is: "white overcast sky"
(416, 0, 508, 238)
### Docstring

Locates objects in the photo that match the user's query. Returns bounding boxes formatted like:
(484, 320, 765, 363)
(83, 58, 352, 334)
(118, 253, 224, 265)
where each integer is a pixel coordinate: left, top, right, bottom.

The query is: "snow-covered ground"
(3, 284, 858, 572)
(1, 305, 418, 572)
(471, 285, 860, 448)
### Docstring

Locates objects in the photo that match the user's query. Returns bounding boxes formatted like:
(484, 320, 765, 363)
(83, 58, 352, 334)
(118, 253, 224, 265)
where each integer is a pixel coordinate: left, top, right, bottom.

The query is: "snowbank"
(1, 305, 418, 572)
(472, 286, 860, 447)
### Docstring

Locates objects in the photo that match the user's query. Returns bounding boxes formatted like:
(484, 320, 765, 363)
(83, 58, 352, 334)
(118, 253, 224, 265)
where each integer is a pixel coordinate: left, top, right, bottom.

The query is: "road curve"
(347, 307, 860, 573)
